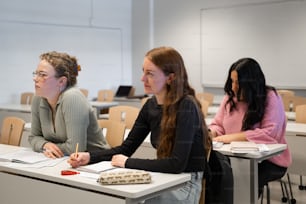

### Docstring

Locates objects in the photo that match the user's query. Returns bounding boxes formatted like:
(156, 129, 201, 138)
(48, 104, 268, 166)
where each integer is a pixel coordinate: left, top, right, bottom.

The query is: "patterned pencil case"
(97, 170, 151, 185)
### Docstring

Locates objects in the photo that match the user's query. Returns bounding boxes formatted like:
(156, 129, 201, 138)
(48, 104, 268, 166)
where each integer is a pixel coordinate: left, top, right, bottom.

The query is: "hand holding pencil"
(67, 146, 91, 168)
(74, 143, 79, 159)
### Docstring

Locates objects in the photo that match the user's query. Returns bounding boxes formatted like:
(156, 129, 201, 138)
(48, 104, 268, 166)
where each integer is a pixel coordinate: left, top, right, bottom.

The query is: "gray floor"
(260, 174, 306, 204)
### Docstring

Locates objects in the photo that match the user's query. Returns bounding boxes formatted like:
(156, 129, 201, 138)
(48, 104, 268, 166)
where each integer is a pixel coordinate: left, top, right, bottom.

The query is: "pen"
(75, 143, 79, 158)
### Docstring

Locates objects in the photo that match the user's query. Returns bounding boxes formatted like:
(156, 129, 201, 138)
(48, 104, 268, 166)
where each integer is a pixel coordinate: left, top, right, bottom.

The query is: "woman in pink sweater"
(209, 57, 291, 196)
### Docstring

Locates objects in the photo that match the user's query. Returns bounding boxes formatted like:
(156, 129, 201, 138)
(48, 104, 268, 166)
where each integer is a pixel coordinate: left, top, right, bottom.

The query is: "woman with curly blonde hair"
(29, 51, 108, 158)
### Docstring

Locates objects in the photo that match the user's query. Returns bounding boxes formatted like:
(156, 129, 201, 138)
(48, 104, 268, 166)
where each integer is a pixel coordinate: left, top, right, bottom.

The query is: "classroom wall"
(131, 0, 306, 96)
(0, 0, 132, 103)
(1, 0, 306, 104)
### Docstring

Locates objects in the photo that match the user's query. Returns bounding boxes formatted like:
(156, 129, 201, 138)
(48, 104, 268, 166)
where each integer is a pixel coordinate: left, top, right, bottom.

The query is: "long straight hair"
(224, 58, 276, 130)
(145, 47, 210, 158)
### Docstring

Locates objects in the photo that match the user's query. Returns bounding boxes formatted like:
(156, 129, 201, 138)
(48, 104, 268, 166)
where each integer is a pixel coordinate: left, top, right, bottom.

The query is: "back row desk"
(0, 101, 118, 127)
(0, 104, 32, 128)
(0, 144, 190, 204)
(284, 121, 306, 177)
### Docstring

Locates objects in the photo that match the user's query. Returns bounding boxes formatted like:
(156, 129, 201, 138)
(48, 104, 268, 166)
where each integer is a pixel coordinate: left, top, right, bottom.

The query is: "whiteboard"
(0, 21, 123, 101)
(200, 0, 306, 89)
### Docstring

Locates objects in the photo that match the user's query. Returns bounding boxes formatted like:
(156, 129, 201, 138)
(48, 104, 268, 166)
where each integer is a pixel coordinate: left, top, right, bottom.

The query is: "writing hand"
(111, 154, 128, 168)
(67, 152, 90, 168)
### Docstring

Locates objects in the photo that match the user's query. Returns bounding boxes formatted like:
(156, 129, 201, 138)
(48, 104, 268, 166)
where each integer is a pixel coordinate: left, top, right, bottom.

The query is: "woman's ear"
(59, 76, 68, 86)
(167, 73, 175, 84)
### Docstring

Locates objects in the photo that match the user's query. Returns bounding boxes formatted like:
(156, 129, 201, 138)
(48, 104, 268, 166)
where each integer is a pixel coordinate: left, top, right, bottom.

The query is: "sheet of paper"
(77, 161, 116, 173)
(0, 149, 49, 164)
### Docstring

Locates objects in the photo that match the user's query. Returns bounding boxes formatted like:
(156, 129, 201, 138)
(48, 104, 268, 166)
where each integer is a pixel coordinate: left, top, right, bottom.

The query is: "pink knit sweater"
(209, 91, 292, 167)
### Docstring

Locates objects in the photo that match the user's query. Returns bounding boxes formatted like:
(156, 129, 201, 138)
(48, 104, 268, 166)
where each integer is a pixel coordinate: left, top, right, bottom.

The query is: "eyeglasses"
(32, 71, 50, 79)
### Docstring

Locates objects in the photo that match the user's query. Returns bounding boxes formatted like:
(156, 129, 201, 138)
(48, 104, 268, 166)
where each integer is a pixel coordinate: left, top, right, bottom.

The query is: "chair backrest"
(199, 142, 212, 204)
(199, 99, 210, 117)
(98, 119, 126, 147)
(277, 89, 295, 98)
(295, 104, 306, 124)
(141, 96, 150, 107)
(282, 95, 306, 112)
(97, 89, 114, 102)
(196, 92, 214, 106)
(20, 92, 34, 105)
(79, 88, 89, 98)
(128, 87, 136, 97)
(108, 105, 140, 129)
(0, 116, 25, 146)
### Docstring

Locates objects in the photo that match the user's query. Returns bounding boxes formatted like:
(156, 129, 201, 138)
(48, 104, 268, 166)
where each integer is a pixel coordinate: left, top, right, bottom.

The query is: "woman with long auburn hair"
(68, 47, 210, 203)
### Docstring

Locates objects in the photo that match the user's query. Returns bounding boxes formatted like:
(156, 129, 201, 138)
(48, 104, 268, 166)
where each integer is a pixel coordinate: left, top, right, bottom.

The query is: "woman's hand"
(213, 132, 247, 144)
(213, 135, 233, 144)
(67, 152, 90, 168)
(42, 142, 64, 158)
(111, 154, 128, 168)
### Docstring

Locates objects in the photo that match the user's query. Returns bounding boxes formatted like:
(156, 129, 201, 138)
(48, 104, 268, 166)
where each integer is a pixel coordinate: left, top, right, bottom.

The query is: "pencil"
(75, 143, 79, 158)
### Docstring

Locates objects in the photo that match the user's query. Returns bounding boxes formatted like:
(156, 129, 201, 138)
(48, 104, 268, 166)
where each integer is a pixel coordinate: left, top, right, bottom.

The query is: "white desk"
(285, 121, 306, 176)
(215, 144, 287, 204)
(0, 144, 190, 204)
(285, 111, 296, 121)
(0, 101, 119, 127)
(89, 101, 119, 118)
(212, 95, 224, 106)
(0, 103, 32, 128)
(114, 97, 143, 108)
(207, 106, 219, 117)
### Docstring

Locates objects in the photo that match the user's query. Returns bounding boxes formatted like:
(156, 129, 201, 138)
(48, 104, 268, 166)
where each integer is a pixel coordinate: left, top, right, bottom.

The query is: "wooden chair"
(141, 96, 150, 107)
(199, 143, 212, 204)
(199, 99, 210, 117)
(98, 119, 126, 147)
(196, 92, 214, 106)
(20, 92, 34, 105)
(277, 89, 295, 98)
(128, 87, 136, 97)
(282, 95, 306, 112)
(0, 116, 25, 146)
(295, 104, 306, 123)
(108, 105, 140, 129)
(97, 89, 114, 102)
(79, 88, 89, 98)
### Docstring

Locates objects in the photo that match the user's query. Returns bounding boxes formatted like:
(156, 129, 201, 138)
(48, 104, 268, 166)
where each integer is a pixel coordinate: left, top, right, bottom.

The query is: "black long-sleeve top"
(89, 96, 206, 173)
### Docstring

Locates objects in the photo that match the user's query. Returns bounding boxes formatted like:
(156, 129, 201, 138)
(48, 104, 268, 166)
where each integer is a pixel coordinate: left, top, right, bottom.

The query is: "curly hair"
(40, 51, 80, 87)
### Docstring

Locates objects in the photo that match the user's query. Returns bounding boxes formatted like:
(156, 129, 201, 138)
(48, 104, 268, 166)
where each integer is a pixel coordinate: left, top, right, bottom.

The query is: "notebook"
(77, 161, 117, 174)
(0, 149, 50, 164)
(230, 141, 269, 153)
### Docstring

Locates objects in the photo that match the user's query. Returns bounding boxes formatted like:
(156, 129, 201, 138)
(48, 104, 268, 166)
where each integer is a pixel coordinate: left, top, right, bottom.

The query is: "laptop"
(115, 85, 147, 99)
(115, 85, 134, 97)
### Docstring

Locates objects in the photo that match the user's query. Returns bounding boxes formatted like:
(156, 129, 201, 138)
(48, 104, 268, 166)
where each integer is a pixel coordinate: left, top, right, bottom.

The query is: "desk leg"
(230, 157, 258, 204)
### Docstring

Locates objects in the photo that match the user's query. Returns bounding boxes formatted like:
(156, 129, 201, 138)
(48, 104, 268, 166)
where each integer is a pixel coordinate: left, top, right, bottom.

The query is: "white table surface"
(285, 111, 296, 121)
(89, 101, 119, 118)
(215, 143, 287, 204)
(0, 103, 31, 112)
(286, 121, 306, 136)
(0, 144, 190, 204)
